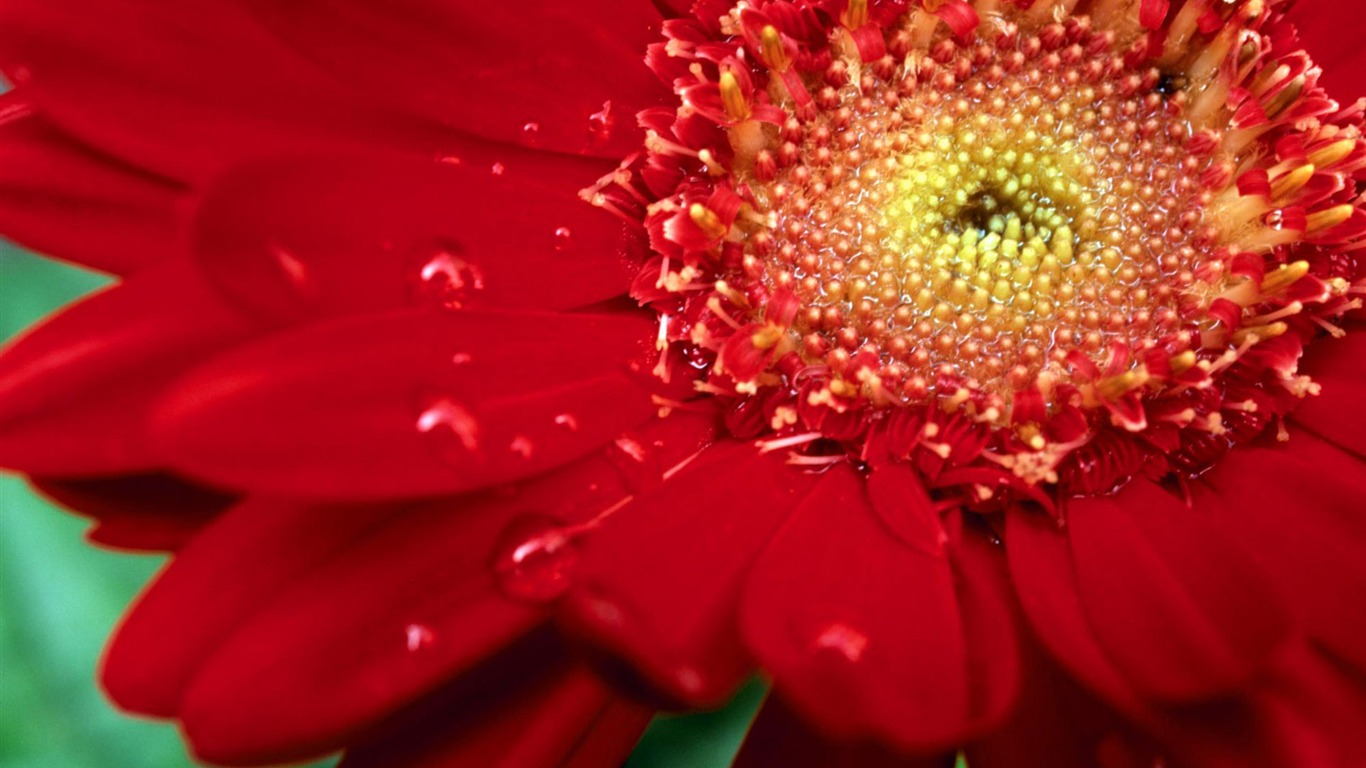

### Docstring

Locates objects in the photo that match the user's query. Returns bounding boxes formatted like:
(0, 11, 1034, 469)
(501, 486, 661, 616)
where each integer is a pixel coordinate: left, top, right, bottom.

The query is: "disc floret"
(593, 0, 1366, 510)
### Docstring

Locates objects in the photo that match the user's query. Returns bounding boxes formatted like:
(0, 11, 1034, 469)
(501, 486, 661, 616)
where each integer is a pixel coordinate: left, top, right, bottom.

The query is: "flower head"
(2, 0, 1366, 766)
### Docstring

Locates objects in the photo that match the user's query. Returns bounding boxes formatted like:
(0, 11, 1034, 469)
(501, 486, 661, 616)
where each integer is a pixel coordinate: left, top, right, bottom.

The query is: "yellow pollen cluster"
(753, 45, 1212, 401)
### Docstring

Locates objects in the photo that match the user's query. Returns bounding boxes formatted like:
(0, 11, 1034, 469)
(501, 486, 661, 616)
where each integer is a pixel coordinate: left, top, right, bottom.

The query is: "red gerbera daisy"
(3, 0, 1366, 766)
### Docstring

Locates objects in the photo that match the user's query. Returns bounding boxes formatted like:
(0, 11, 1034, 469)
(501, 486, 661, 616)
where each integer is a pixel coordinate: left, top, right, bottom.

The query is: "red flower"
(3, 0, 1366, 766)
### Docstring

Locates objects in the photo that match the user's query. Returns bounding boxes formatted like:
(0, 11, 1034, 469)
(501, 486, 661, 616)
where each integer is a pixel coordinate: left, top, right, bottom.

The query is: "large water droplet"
(416, 396, 481, 460)
(553, 226, 574, 252)
(268, 244, 312, 291)
(614, 436, 648, 463)
(509, 434, 535, 459)
(492, 515, 579, 602)
(808, 621, 869, 663)
(404, 623, 435, 652)
(521, 121, 541, 147)
(409, 239, 485, 310)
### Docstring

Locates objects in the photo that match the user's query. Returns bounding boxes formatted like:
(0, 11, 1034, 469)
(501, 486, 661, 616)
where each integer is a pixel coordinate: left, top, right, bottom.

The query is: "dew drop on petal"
(606, 434, 659, 492)
(268, 244, 312, 293)
(451, 352, 474, 366)
(674, 667, 705, 697)
(522, 121, 541, 146)
(415, 396, 481, 460)
(614, 436, 648, 463)
(491, 162, 506, 177)
(404, 623, 435, 652)
(509, 434, 535, 459)
(808, 621, 869, 663)
(409, 238, 485, 310)
(553, 226, 574, 252)
(554, 413, 579, 431)
(492, 515, 579, 602)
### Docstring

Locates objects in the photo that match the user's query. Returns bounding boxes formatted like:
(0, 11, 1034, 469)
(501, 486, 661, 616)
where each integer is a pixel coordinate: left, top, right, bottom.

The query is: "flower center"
(600, 0, 1366, 504)
(745, 34, 1210, 408)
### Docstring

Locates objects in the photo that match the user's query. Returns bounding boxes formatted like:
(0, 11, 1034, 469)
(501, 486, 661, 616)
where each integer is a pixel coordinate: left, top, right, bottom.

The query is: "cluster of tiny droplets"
(750, 40, 1216, 400)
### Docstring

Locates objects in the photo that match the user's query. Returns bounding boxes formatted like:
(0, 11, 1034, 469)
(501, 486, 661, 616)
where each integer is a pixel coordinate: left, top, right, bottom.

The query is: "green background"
(0, 243, 765, 767)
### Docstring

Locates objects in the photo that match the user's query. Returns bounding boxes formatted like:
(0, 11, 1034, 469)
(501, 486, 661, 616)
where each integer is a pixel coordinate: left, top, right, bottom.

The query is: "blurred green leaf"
(628, 679, 767, 768)
(1, 244, 199, 767)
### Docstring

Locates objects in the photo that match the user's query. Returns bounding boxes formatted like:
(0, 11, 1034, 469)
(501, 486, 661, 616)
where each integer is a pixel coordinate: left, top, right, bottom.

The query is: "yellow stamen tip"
(1307, 139, 1356, 169)
(690, 203, 727, 240)
(752, 325, 784, 350)
(760, 26, 790, 71)
(1306, 204, 1354, 233)
(1261, 260, 1311, 294)
(1269, 164, 1314, 201)
(844, 0, 870, 29)
(718, 70, 749, 122)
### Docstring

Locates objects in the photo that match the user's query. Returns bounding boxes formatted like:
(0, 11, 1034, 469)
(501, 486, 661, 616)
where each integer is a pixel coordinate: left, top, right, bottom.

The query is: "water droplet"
(404, 623, 435, 652)
(416, 396, 481, 458)
(492, 515, 579, 602)
(809, 622, 869, 663)
(521, 121, 541, 146)
(451, 352, 474, 366)
(553, 226, 574, 252)
(587, 101, 614, 145)
(268, 244, 312, 293)
(491, 162, 506, 177)
(614, 436, 648, 463)
(674, 667, 705, 696)
(409, 239, 484, 310)
(435, 153, 463, 167)
(509, 434, 535, 459)
(554, 413, 579, 431)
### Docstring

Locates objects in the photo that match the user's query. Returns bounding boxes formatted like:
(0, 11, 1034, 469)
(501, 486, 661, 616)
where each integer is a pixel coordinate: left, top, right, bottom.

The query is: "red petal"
(865, 463, 947, 554)
(652, 0, 695, 18)
(190, 153, 635, 325)
(560, 699, 655, 768)
(112, 411, 709, 753)
(0, 0, 467, 182)
(1006, 509, 1153, 713)
(0, 95, 182, 275)
(177, 471, 626, 764)
(1065, 481, 1293, 700)
(0, 262, 259, 475)
(243, 0, 670, 158)
(1293, 330, 1366, 458)
(561, 442, 820, 707)
(178, 508, 539, 764)
(1288, 0, 1366, 101)
(339, 653, 649, 768)
(952, 528, 1023, 732)
(151, 309, 658, 501)
(30, 473, 235, 552)
(102, 497, 399, 717)
(174, 413, 712, 764)
(1196, 434, 1366, 674)
(1150, 644, 1366, 768)
(965, 638, 1146, 768)
(733, 698, 958, 768)
(742, 466, 1015, 751)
